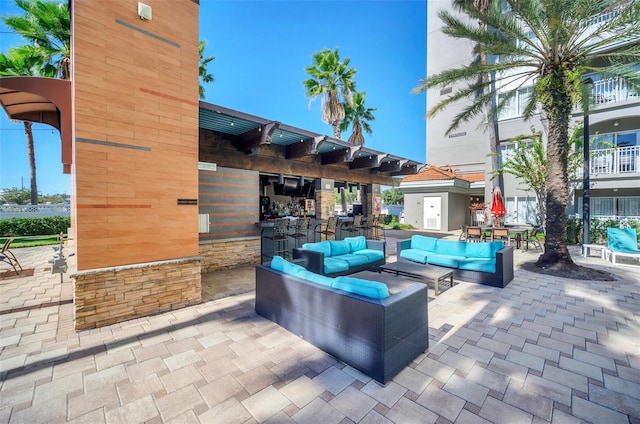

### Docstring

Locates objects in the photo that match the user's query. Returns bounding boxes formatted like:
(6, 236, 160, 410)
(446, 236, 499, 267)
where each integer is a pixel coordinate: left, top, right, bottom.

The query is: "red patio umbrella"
(491, 187, 507, 226)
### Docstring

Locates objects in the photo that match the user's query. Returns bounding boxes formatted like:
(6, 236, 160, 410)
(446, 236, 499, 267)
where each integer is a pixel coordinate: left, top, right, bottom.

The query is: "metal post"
(582, 98, 590, 257)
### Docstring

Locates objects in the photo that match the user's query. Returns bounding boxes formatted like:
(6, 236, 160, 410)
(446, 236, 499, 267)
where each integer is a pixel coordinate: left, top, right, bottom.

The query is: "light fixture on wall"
(137, 2, 152, 20)
(230, 119, 235, 127)
(613, 120, 620, 127)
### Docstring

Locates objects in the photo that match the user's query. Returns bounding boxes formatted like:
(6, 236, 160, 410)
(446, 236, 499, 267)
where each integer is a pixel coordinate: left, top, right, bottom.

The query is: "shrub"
(565, 218, 640, 244)
(0, 217, 71, 236)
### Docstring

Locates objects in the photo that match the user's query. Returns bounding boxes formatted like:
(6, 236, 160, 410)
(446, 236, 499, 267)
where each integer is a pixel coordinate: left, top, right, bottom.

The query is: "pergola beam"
(234, 121, 279, 152)
(286, 135, 326, 159)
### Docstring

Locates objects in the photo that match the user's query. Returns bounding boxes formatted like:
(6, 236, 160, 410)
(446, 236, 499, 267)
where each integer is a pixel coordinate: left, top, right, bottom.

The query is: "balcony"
(590, 145, 640, 175)
(588, 76, 638, 109)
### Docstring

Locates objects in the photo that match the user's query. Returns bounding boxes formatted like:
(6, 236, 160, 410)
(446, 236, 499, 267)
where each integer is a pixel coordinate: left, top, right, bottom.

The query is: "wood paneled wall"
(72, 0, 200, 269)
(199, 167, 260, 240)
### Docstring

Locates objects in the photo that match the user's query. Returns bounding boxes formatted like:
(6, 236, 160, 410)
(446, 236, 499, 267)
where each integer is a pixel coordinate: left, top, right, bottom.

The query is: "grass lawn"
(1, 235, 64, 248)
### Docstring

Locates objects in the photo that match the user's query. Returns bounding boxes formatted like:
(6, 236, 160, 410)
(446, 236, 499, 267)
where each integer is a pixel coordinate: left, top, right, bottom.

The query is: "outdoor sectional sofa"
(397, 235, 514, 288)
(292, 236, 385, 277)
(255, 256, 428, 384)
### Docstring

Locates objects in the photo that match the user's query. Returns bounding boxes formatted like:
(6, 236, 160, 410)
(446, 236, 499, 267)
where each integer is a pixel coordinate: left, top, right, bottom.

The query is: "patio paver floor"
(1, 231, 638, 423)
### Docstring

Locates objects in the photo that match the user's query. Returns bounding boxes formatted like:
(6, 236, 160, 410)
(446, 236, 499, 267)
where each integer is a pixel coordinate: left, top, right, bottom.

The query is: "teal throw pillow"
(302, 240, 332, 257)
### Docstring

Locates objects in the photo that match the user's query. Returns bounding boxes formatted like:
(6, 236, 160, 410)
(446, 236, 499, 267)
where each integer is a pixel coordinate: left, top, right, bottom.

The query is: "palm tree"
(304, 48, 357, 139)
(339, 91, 376, 145)
(199, 40, 215, 99)
(0, 46, 51, 205)
(2, 0, 70, 205)
(2, 0, 71, 79)
(414, 0, 640, 269)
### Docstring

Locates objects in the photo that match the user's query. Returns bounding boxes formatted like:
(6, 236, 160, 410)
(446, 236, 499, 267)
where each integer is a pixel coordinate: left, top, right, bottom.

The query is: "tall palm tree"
(199, 40, 215, 99)
(0, 46, 51, 205)
(414, 0, 640, 269)
(339, 91, 376, 145)
(2, 0, 70, 205)
(304, 48, 357, 139)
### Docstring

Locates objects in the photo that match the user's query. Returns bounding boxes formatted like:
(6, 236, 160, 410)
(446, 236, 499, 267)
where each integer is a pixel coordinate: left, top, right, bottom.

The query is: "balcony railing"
(590, 146, 640, 175)
(589, 76, 638, 107)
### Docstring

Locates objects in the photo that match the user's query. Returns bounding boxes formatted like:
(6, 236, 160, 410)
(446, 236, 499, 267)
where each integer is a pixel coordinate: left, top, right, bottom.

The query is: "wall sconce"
(138, 2, 152, 20)
(613, 120, 619, 127)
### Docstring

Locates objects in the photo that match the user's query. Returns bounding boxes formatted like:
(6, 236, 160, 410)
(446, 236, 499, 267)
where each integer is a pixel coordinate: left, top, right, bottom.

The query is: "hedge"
(0, 217, 71, 237)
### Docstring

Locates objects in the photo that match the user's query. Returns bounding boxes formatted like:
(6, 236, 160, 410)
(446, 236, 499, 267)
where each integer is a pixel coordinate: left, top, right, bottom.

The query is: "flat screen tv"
(272, 182, 284, 195)
(282, 178, 299, 196)
(299, 182, 315, 198)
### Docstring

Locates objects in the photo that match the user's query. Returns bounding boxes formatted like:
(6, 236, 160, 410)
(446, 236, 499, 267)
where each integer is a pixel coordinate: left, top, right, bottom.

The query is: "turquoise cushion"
(464, 241, 504, 258)
(427, 253, 464, 268)
(344, 236, 367, 252)
(411, 235, 437, 252)
(297, 270, 334, 287)
(270, 256, 305, 276)
(323, 257, 350, 274)
(459, 258, 496, 273)
(353, 249, 385, 262)
(332, 276, 389, 299)
(400, 248, 429, 264)
(334, 253, 370, 267)
(607, 228, 639, 253)
(302, 240, 332, 257)
(329, 240, 351, 256)
(435, 239, 467, 257)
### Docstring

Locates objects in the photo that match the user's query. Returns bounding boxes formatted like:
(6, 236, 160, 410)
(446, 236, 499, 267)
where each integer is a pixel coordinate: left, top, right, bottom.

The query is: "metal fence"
(0, 203, 71, 219)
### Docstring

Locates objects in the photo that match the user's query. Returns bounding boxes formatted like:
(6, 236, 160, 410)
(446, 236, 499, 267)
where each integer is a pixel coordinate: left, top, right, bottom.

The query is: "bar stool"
(342, 215, 364, 238)
(263, 218, 290, 261)
(289, 217, 310, 249)
(315, 216, 338, 241)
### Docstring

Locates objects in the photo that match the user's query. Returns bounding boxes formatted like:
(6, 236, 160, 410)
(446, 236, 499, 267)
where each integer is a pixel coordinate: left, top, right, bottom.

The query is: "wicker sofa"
(397, 235, 514, 288)
(292, 236, 385, 277)
(255, 258, 428, 384)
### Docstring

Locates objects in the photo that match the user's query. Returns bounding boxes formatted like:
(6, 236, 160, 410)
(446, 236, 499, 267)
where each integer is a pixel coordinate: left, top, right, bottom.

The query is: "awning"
(0, 76, 72, 173)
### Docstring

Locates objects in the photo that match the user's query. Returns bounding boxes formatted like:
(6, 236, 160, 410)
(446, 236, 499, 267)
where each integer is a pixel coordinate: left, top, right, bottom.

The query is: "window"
(504, 196, 538, 225)
(498, 140, 533, 167)
(577, 197, 640, 219)
(619, 197, 640, 217)
(497, 86, 535, 120)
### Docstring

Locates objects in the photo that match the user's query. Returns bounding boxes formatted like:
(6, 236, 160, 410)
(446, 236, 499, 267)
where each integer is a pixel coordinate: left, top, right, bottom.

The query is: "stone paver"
(1, 236, 639, 423)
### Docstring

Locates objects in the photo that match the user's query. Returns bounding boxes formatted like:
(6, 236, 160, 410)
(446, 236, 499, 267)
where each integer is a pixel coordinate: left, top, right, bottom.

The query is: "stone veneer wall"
(199, 238, 261, 272)
(73, 257, 201, 330)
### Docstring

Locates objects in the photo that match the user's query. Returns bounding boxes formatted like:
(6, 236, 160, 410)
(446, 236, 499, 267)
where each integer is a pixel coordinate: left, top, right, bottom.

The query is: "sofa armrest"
(496, 245, 514, 284)
(365, 239, 386, 255)
(396, 238, 412, 260)
(292, 248, 325, 274)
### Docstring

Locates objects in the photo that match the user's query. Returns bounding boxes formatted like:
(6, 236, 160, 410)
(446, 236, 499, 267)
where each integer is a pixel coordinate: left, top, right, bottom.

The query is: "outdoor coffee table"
(376, 262, 454, 296)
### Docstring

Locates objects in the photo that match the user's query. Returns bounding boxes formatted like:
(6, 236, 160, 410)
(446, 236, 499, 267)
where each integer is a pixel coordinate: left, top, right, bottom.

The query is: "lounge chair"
(1, 238, 23, 275)
(607, 228, 640, 264)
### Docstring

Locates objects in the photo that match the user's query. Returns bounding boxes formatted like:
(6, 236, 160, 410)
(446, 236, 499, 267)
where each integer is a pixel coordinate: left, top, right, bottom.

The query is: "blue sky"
(0, 0, 427, 195)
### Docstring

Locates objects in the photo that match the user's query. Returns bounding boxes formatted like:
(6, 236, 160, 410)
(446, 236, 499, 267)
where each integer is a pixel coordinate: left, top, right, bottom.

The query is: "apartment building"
(401, 0, 640, 232)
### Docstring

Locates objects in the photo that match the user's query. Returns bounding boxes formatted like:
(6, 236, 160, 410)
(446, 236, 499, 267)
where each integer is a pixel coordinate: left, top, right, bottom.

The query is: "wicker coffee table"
(377, 261, 455, 296)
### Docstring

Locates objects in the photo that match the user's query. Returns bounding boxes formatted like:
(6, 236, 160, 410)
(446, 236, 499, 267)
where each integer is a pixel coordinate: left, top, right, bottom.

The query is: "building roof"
(402, 164, 484, 183)
(199, 102, 424, 177)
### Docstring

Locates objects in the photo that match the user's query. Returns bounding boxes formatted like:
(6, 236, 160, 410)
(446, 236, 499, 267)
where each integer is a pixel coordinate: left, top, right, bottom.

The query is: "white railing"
(0, 203, 70, 219)
(590, 77, 638, 107)
(590, 146, 640, 175)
